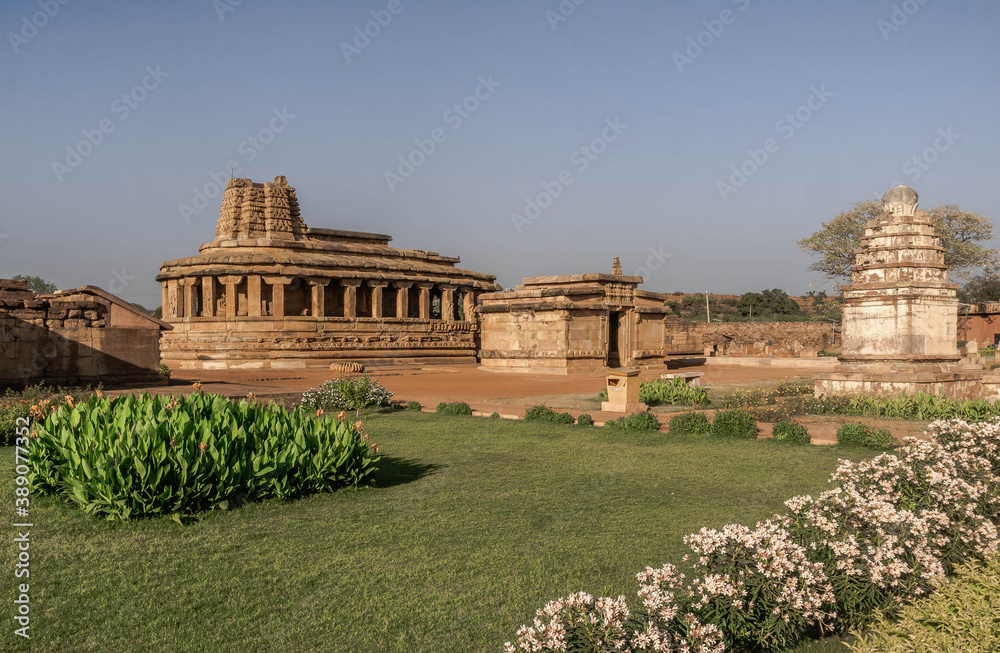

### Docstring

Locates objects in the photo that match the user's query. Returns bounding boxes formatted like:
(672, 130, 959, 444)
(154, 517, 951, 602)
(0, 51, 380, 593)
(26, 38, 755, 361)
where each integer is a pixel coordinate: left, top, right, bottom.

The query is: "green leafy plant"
(836, 422, 895, 449)
(597, 378, 708, 406)
(604, 410, 660, 431)
(28, 393, 380, 520)
(771, 419, 811, 445)
(300, 375, 394, 416)
(850, 554, 1000, 653)
(576, 413, 593, 427)
(710, 410, 758, 439)
(406, 401, 422, 411)
(436, 402, 473, 416)
(1, 383, 102, 446)
(158, 363, 171, 378)
(524, 405, 575, 425)
(668, 412, 711, 436)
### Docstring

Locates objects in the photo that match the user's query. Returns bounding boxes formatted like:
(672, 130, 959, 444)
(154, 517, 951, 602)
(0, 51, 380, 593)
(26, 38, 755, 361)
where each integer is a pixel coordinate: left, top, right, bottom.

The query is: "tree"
(797, 201, 998, 284)
(737, 289, 801, 317)
(12, 274, 56, 294)
(958, 273, 1000, 304)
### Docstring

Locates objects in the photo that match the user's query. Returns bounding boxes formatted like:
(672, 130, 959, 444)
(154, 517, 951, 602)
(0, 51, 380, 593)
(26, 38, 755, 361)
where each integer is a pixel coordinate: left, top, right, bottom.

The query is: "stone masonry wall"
(703, 321, 841, 357)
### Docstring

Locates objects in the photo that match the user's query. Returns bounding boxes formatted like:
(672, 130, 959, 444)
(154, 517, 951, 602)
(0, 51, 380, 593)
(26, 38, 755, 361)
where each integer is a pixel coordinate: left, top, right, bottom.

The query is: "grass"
(0, 410, 868, 652)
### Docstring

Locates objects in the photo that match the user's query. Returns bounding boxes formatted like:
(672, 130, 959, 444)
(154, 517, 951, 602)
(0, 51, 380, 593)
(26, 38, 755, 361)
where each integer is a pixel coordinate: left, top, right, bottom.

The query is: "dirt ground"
(106, 360, 932, 445)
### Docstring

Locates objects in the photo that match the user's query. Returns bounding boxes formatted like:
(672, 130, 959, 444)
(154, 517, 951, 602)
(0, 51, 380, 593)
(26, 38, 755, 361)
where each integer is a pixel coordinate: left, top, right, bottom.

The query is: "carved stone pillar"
(416, 283, 433, 320)
(342, 280, 362, 319)
(219, 276, 244, 320)
(262, 276, 292, 318)
(441, 284, 457, 322)
(307, 278, 328, 318)
(370, 281, 388, 319)
(462, 289, 476, 322)
(247, 276, 262, 317)
(395, 281, 413, 319)
(201, 277, 216, 317)
(166, 279, 182, 318)
(161, 282, 169, 319)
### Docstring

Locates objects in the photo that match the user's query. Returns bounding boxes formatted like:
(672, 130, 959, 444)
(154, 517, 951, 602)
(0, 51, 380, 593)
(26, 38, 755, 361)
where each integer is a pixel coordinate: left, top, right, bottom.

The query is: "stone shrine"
(814, 185, 985, 397)
(478, 263, 703, 374)
(157, 176, 500, 370)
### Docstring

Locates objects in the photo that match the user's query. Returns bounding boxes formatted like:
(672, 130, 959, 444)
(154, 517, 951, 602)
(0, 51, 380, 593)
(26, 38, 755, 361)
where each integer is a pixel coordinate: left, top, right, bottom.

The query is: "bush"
(604, 410, 660, 431)
(837, 422, 895, 448)
(850, 555, 1000, 653)
(158, 363, 171, 378)
(710, 409, 758, 439)
(772, 419, 811, 445)
(774, 379, 813, 396)
(28, 393, 380, 520)
(525, 404, 575, 425)
(576, 413, 593, 426)
(300, 375, 394, 416)
(668, 412, 711, 435)
(406, 401, 422, 411)
(436, 401, 472, 416)
(489, 412, 501, 419)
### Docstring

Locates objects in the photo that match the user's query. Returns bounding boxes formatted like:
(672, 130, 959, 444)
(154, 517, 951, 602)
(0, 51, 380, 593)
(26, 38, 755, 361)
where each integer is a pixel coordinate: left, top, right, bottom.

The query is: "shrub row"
(667, 410, 759, 440)
(505, 418, 1000, 652)
(28, 393, 380, 520)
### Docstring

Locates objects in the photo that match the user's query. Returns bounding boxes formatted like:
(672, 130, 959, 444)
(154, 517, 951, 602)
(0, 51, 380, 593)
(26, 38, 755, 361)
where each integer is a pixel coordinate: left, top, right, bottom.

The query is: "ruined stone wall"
(703, 321, 841, 356)
(0, 280, 164, 386)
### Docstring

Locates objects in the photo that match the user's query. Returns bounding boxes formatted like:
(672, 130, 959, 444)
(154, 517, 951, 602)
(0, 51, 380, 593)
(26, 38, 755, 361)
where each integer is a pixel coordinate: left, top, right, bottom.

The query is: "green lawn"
(1, 411, 867, 652)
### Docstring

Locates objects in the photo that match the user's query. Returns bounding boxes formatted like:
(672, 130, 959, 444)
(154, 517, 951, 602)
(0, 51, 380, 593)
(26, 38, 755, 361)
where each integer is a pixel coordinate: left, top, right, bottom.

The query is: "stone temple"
(157, 176, 500, 370)
(814, 185, 985, 397)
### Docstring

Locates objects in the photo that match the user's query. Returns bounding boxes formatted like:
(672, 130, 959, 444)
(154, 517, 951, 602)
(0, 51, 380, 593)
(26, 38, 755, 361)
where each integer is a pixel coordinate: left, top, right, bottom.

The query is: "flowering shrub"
(668, 412, 711, 436)
(506, 417, 1000, 652)
(1, 383, 101, 446)
(300, 375, 393, 416)
(771, 419, 810, 444)
(709, 410, 757, 440)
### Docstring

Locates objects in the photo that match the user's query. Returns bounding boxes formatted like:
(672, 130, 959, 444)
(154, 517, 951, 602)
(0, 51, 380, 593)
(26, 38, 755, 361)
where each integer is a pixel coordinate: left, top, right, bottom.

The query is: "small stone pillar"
(342, 280, 362, 319)
(601, 368, 647, 413)
(247, 276, 263, 317)
(370, 281, 388, 319)
(219, 276, 244, 319)
(180, 278, 199, 318)
(416, 283, 433, 319)
(262, 276, 292, 318)
(161, 283, 169, 318)
(441, 284, 456, 322)
(395, 281, 413, 318)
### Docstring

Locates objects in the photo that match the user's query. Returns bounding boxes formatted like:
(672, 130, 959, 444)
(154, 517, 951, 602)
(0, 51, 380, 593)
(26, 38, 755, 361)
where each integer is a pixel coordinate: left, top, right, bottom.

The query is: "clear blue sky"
(2, 0, 998, 308)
